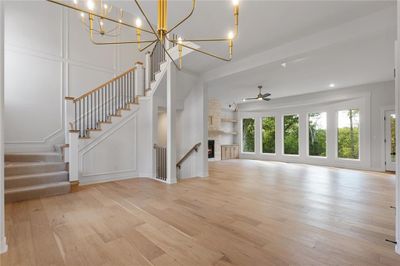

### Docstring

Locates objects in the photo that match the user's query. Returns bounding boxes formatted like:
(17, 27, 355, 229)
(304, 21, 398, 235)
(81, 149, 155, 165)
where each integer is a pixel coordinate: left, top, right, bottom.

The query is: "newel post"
(68, 132, 79, 183)
(64, 97, 76, 144)
(145, 52, 151, 91)
(135, 61, 145, 98)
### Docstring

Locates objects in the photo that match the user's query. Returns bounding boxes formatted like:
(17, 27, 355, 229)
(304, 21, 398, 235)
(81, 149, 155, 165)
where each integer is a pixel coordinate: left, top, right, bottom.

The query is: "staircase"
(4, 152, 70, 203)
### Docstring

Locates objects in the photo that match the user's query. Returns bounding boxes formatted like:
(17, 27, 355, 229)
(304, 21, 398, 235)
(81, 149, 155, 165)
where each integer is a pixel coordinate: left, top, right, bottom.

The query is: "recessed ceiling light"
(329, 83, 335, 88)
(281, 62, 287, 68)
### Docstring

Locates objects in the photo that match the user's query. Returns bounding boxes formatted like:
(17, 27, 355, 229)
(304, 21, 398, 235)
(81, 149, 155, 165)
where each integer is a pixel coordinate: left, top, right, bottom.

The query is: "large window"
(308, 112, 327, 157)
(242, 118, 255, 152)
(261, 117, 275, 153)
(337, 109, 360, 159)
(283, 114, 299, 155)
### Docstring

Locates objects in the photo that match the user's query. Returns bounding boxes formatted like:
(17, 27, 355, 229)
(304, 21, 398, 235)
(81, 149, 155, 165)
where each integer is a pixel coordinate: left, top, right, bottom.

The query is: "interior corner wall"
(238, 81, 394, 171)
(3, 0, 142, 152)
(177, 81, 208, 179)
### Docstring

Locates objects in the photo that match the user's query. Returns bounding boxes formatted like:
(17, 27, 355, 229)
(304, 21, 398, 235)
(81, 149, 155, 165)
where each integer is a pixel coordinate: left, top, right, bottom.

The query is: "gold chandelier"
(48, 0, 239, 69)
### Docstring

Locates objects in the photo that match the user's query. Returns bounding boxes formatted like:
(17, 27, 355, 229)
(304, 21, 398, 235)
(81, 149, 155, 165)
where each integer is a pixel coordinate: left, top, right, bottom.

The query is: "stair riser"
(5, 164, 67, 177)
(5, 183, 71, 203)
(5, 154, 62, 163)
(5, 173, 69, 189)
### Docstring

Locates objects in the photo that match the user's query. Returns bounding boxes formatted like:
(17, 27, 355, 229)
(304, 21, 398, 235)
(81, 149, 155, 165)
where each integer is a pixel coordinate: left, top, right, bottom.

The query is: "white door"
(385, 110, 396, 171)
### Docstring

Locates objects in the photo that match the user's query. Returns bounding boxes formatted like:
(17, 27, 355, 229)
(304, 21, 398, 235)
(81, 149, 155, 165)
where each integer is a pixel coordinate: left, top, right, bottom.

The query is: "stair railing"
(150, 41, 166, 82)
(177, 142, 201, 169)
(67, 67, 138, 138)
(154, 144, 167, 181)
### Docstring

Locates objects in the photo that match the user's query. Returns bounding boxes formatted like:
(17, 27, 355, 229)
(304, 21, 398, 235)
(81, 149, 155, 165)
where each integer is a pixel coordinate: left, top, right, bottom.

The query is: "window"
(261, 117, 275, 153)
(283, 114, 299, 155)
(337, 109, 360, 159)
(242, 118, 255, 152)
(308, 112, 327, 157)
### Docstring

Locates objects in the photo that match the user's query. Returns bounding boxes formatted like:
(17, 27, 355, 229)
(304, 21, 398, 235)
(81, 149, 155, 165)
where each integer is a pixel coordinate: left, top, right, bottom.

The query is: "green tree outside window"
(242, 118, 255, 152)
(337, 109, 359, 159)
(262, 117, 275, 153)
(284, 115, 299, 155)
(308, 112, 327, 157)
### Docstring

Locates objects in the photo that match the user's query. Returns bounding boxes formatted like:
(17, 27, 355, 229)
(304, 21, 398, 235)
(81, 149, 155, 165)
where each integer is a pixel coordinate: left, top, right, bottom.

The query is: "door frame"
(381, 106, 395, 172)
(384, 109, 396, 171)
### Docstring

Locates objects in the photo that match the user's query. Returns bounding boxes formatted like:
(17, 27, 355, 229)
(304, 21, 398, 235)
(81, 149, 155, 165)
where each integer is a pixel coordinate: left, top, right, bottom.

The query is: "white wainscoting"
(79, 115, 138, 184)
(4, 0, 140, 152)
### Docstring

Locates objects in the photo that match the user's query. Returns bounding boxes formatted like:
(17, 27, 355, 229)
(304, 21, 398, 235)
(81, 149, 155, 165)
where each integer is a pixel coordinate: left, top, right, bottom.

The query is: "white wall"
(176, 73, 208, 179)
(4, 0, 143, 152)
(238, 81, 394, 171)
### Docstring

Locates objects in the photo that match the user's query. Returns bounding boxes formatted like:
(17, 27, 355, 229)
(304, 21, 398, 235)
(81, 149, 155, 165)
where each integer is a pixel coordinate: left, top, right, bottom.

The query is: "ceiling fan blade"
(262, 93, 271, 97)
(243, 97, 258, 101)
(263, 98, 271, 101)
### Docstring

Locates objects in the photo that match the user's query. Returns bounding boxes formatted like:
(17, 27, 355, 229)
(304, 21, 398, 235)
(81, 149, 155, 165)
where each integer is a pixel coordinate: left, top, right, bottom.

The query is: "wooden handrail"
(73, 66, 137, 102)
(177, 142, 201, 169)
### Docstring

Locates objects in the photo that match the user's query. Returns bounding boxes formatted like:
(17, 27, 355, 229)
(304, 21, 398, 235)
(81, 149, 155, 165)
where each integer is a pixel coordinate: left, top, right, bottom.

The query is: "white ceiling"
(112, 0, 397, 104)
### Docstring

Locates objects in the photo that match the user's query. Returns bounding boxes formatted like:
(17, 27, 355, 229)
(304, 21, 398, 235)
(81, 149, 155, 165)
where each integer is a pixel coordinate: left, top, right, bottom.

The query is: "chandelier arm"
(166, 0, 196, 34)
(133, 0, 181, 70)
(139, 40, 158, 52)
(167, 37, 231, 62)
(89, 38, 158, 46)
(47, 0, 156, 35)
(176, 38, 230, 42)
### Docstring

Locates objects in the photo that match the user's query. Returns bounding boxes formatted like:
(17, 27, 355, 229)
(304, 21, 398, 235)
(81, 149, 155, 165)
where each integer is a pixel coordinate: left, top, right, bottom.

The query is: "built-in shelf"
(221, 118, 238, 123)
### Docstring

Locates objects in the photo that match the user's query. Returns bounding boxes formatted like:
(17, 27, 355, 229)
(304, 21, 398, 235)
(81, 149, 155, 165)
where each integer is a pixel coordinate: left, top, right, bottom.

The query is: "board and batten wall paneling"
(4, 0, 142, 152)
(80, 115, 137, 184)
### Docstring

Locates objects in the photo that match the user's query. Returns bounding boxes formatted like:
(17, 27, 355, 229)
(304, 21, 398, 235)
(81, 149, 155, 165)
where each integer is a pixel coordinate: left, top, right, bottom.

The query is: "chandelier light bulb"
(99, 20, 104, 26)
(103, 4, 108, 9)
(87, 0, 95, 11)
(118, 19, 122, 23)
(228, 31, 234, 40)
(135, 18, 142, 28)
(177, 37, 183, 44)
(73, 0, 78, 5)
(232, 0, 239, 6)
(80, 12, 85, 18)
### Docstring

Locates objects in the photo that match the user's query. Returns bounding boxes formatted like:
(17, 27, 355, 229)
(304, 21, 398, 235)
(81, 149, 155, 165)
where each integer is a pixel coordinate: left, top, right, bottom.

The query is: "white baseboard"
(0, 236, 7, 254)
(79, 171, 139, 185)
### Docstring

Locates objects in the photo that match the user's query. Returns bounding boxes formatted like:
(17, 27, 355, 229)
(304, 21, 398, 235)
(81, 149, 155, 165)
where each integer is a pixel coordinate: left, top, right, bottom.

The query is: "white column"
(68, 132, 79, 183)
(166, 62, 177, 184)
(0, 0, 7, 254)
(145, 52, 151, 91)
(199, 81, 209, 177)
(134, 62, 145, 97)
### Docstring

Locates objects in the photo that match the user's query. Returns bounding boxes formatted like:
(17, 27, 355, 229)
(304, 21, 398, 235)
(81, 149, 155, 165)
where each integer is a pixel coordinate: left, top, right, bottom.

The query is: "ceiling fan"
(243, 85, 271, 102)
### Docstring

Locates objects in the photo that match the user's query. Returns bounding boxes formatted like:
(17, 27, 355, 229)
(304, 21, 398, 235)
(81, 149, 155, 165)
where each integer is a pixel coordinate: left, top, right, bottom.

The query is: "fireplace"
(208, 140, 215, 159)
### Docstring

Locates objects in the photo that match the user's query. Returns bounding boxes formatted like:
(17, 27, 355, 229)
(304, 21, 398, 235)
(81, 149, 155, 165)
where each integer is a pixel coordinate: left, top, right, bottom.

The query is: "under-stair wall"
(3, 1, 143, 153)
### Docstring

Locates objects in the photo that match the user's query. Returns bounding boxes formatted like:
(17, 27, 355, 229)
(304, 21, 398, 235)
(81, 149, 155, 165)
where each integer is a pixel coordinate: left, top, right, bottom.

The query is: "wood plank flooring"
(1, 159, 400, 265)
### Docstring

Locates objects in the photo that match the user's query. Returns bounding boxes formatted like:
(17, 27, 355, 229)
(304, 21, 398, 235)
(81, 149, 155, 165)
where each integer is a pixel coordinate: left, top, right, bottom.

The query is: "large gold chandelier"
(48, 0, 239, 69)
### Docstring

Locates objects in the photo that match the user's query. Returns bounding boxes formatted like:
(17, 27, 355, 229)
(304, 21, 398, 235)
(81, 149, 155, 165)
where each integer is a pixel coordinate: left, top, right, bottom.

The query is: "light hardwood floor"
(1, 159, 400, 265)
